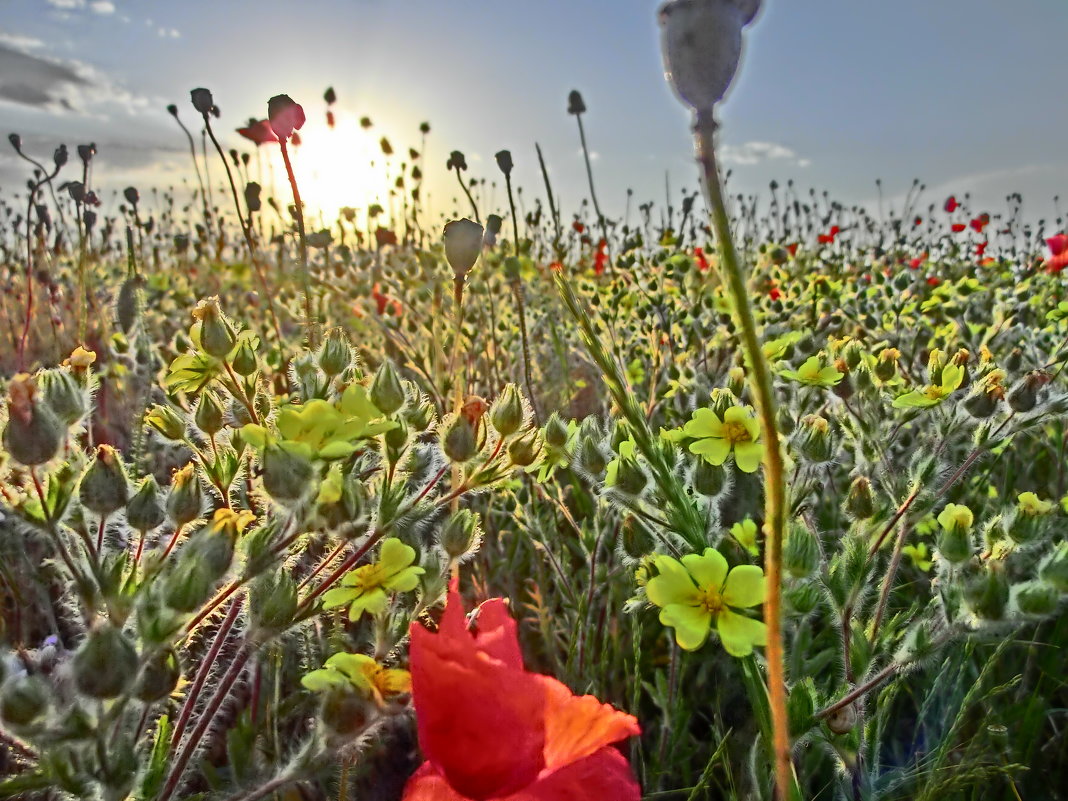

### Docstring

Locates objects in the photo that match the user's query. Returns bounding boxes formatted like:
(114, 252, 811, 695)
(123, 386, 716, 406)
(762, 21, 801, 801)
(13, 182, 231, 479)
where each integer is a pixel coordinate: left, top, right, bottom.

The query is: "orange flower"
(403, 579, 640, 800)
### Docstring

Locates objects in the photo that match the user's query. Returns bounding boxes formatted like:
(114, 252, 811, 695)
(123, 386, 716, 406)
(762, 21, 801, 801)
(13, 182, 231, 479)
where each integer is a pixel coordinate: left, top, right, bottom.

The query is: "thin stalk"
(693, 112, 790, 801)
(574, 112, 610, 263)
(279, 139, 316, 347)
(503, 169, 540, 422)
(453, 166, 480, 224)
(534, 143, 562, 249)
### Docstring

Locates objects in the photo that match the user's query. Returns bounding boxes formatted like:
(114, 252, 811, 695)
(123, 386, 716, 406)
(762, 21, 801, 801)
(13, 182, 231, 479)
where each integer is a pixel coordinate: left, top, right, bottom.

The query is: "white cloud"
(157, 27, 181, 38)
(0, 32, 46, 50)
(46, 0, 86, 9)
(0, 37, 149, 115)
(720, 141, 799, 166)
(90, 1, 116, 14)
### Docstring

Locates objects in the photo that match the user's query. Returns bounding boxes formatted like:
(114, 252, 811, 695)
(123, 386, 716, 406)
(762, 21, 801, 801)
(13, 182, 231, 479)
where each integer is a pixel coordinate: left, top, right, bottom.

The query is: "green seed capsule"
(127, 476, 165, 533)
(1, 675, 49, 726)
(490, 384, 525, 437)
(136, 648, 181, 702)
(73, 626, 138, 699)
(79, 445, 129, 517)
(370, 360, 405, 415)
(3, 375, 65, 466)
(166, 464, 203, 526)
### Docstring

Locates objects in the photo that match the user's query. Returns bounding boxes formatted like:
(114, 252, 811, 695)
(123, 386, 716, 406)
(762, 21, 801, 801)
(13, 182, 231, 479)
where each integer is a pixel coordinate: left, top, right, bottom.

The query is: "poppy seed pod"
(244, 181, 262, 213)
(446, 150, 467, 172)
(77, 143, 95, 164)
(494, 149, 513, 176)
(567, 89, 586, 115)
(8, 133, 23, 152)
(267, 94, 306, 141)
(658, 0, 761, 117)
(190, 87, 214, 116)
(443, 218, 484, 281)
(124, 186, 139, 206)
(53, 144, 67, 168)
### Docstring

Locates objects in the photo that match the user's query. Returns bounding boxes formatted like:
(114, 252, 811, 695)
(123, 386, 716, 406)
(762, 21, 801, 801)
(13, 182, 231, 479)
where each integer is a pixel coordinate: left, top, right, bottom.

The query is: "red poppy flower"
(326, 110, 336, 129)
(549, 261, 564, 273)
(909, 255, 925, 270)
(1047, 234, 1068, 257)
(372, 283, 390, 315)
(927, 276, 940, 287)
(976, 241, 988, 258)
(969, 213, 990, 233)
(593, 239, 608, 275)
(571, 221, 585, 234)
(693, 247, 710, 271)
(402, 580, 641, 801)
(786, 242, 799, 256)
(769, 286, 782, 300)
(944, 196, 959, 213)
(237, 119, 279, 146)
(913, 216, 923, 227)
(1047, 251, 1068, 273)
(817, 225, 840, 245)
(951, 223, 967, 233)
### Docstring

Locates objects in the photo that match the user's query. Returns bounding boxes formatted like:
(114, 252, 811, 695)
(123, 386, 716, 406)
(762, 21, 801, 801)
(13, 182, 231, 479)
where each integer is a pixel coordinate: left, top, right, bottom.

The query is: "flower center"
(723, 421, 751, 445)
(923, 385, 945, 400)
(698, 586, 724, 615)
(350, 562, 386, 592)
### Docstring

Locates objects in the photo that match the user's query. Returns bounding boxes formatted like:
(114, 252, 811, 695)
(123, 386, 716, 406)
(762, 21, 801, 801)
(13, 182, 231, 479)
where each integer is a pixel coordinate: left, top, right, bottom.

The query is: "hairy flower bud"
(231, 338, 259, 376)
(796, 414, 834, 463)
(490, 383, 525, 437)
(845, 476, 875, 520)
(191, 296, 236, 359)
(116, 275, 142, 333)
(613, 456, 648, 496)
(964, 563, 1009, 620)
(692, 458, 727, 496)
(440, 508, 483, 562)
(443, 415, 478, 463)
(1014, 581, 1059, 617)
(166, 464, 203, 526)
(249, 570, 298, 632)
(136, 648, 181, 702)
(146, 404, 186, 441)
(319, 328, 353, 377)
(79, 445, 129, 517)
(507, 430, 541, 467)
(40, 368, 88, 426)
(261, 443, 315, 502)
(543, 412, 570, 448)
(784, 523, 819, 578)
(936, 503, 974, 564)
(127, 476, 165, 533)
(3, 374, 65, 466)
(73, 625, 138, 699)
(1, 675, 48, 727)
(370, 360, 406, 415)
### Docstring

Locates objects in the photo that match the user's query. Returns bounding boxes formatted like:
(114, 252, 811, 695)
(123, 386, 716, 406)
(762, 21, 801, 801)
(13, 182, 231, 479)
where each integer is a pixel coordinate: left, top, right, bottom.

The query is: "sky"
(1, 0, 1066, 231)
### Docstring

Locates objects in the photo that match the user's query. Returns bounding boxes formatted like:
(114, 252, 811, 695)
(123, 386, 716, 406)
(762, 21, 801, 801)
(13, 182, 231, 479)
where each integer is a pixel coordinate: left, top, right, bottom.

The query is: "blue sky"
(1, 0, 1066, 230)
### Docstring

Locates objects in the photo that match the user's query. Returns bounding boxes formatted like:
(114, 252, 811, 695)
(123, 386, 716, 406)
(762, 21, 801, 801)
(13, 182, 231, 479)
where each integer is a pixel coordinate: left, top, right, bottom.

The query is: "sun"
(265, 112, 395, 227)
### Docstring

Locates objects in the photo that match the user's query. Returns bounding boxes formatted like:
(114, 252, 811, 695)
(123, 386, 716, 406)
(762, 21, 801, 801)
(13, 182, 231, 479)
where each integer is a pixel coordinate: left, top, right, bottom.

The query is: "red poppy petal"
(504, 748, 641, 801)
(472, 599, 524, 669)
(401, 763, 469, 801)
(951, 223, 966, 233)
(1047, 234, 1068, 257)
(538, 675, 640, 772)
(1046, 251, 1068, 272)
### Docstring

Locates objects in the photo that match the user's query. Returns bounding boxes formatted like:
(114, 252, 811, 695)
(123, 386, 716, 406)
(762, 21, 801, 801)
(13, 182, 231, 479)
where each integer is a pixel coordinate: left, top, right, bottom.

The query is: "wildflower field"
(1, 2, 1067, 800)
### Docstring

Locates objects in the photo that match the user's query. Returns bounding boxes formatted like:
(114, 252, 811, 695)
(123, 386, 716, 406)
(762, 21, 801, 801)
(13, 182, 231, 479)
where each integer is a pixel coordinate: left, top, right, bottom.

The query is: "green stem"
(278, 140, 316, 348)
(693, 111, 791, 801)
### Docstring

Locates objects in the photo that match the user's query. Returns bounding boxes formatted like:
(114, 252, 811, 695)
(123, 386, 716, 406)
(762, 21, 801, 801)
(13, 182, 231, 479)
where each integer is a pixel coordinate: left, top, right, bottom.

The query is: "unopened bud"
(191, 297, 236, 359)
(250, 570, 298, 632)
(1014, 581, 1059, 617)
(874, 348, 900, 382)
(490, 383, 525, 437)
(543, 412, 570, 448)
(3, 374, 65, 466)
(136, 648, 181, 702)
(127, 476, 165, 533)
(194, 390, 225, 436)
(692, 458, 726, 496)
(261, 443, 315, 502)
(370, 360, 405, 415)
(231, 338, 259, 376)
(612, 456, 648, 496)
(443, 218, 484, 281)
(507, 430, 541, 467)
(166, 464, 203, 526)
(784, 522, 819, 577)
(116, 275, 142, 333)
(40, 368, 88, 426)
(443, 415, 478, 463)
(936, 503, 974, 564)
(440, 508, 482, 562)
(796, 414, 834, 463)
(73, 625, 138, 698)
(79, 445, 129, 517)
(845, 476, 875, 520)
(1, 675, 48, 727)
(319, 328, 352, 377)
(577, 436, 607, 476)
(146, 404, 186, 441)
(964, 563, 1009, 620)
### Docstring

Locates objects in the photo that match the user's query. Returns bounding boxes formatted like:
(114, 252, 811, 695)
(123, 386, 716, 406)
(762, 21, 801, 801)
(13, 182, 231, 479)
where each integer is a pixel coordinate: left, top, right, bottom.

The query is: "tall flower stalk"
(658, 2, 792, 798)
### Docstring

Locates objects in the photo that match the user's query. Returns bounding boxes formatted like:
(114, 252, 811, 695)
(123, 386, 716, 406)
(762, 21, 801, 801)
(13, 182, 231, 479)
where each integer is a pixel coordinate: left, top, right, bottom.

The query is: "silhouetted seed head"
(360, 116, 373, 129)
(380, 137, 393, 156)
(8, 133, 22, 152)
(124, 186, 140, 206)
(495, 149, 513, 176)
(419, 121, 431, 134)
(446, 150, 467, 171)
(190, 87, 214, 116)
(166, 103, 178, 117)
(65, 181, 86, 203)
(53, 144, 67, 168)
(244, 181, 262, 213)
(324, 86, 337, 105)
(567, 89, 586, 115)
(268, 94, 306, 141)
(77, 143, 96, 164)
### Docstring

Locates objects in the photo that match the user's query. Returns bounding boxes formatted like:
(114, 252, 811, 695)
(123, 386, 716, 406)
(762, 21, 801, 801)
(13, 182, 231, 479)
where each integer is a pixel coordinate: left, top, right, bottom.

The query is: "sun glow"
(264, 112, 395, 227)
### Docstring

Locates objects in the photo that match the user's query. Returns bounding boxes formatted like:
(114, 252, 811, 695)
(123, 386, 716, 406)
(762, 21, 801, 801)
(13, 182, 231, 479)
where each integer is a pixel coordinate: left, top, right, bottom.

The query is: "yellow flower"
(682, 405, 763, 473)
(1017, 492, 1054, 516)
(67, 346, 97, 369)
(301, 653, 411, 706)
(937, 503, 974, 533)
(322, 538, 425, 620)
